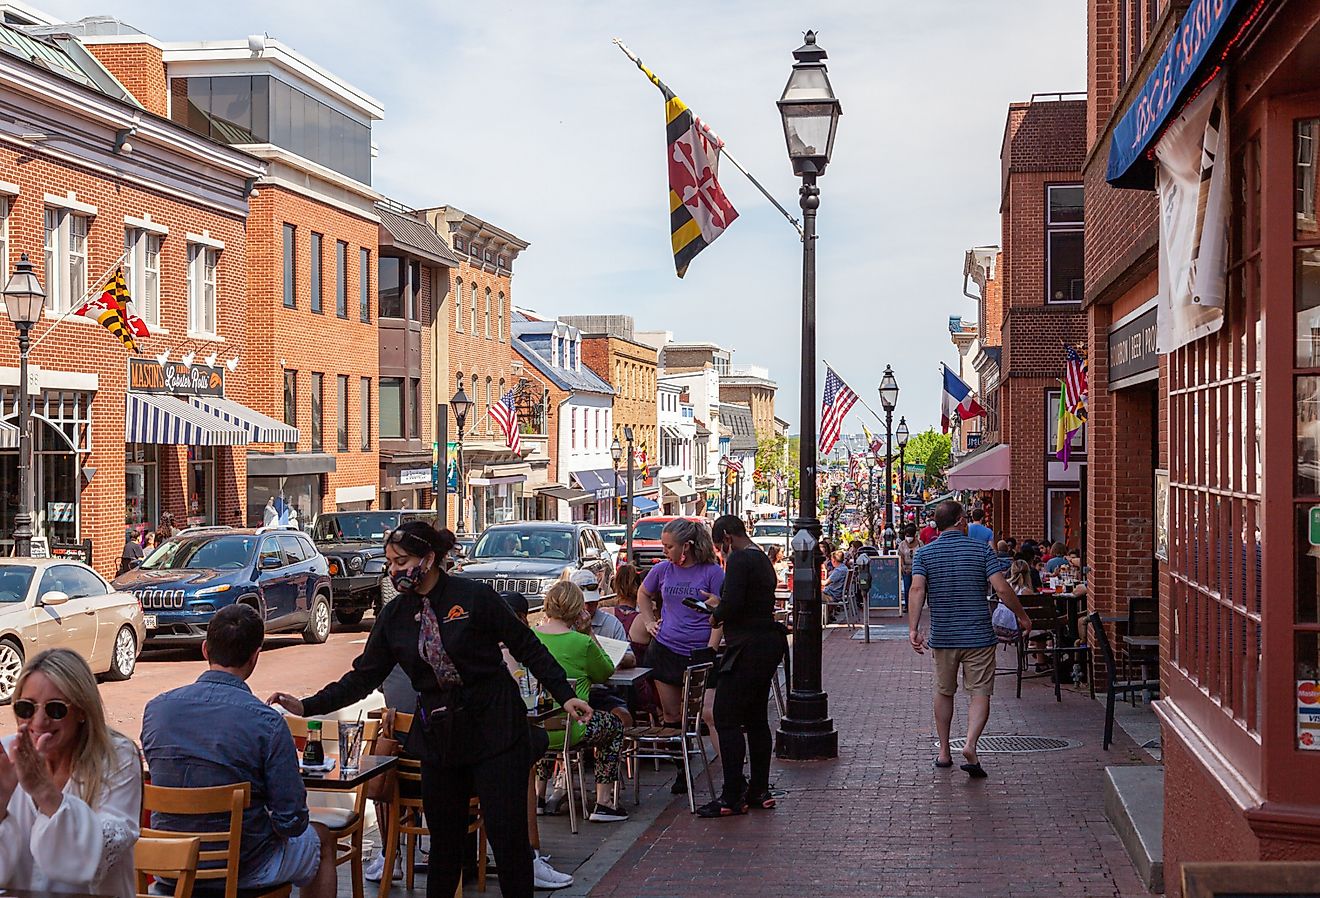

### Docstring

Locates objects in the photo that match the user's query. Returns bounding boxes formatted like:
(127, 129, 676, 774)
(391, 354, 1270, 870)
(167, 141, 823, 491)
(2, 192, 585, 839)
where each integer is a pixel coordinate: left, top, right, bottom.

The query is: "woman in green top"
(533, 581, 628, 823)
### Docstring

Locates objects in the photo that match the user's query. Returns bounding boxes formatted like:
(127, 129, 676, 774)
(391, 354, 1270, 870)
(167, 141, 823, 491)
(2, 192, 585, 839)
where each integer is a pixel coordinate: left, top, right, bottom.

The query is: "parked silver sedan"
(0, 558, 146, 703)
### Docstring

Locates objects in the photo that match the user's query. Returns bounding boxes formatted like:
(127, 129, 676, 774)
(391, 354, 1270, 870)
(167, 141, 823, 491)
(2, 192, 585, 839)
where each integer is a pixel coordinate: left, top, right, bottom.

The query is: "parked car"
(751, 519, 792, 554)
(113, 528, 333, 647)
(598, 526, 626, 566)
(0, 558, 145, 704)
(626, 515, 707, 575)
(309, 510, 434, 625)
(452, 522, 613, 610)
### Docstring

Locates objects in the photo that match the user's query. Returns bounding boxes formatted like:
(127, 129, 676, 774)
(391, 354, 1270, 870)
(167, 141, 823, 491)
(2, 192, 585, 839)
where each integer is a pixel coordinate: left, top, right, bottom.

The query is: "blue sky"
(46, 0, 1085, 434)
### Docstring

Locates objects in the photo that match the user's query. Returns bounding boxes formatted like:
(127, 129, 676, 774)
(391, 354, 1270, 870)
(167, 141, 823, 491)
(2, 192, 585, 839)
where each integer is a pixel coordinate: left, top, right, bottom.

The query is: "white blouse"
(0, 731, 142, 898)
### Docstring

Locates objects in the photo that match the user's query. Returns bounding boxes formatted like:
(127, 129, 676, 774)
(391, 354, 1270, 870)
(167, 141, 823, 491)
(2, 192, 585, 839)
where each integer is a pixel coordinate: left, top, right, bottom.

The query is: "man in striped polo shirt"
(908, 500, 1031, 778)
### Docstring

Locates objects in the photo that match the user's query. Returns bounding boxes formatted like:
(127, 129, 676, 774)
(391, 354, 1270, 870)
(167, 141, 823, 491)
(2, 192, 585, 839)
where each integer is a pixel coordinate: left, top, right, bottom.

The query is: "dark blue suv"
(112, 528, 333, 647)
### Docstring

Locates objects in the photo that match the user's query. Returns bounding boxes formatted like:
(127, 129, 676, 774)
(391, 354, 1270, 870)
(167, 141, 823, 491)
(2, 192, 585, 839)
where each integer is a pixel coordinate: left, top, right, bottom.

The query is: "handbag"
(365, 708, 400, 801)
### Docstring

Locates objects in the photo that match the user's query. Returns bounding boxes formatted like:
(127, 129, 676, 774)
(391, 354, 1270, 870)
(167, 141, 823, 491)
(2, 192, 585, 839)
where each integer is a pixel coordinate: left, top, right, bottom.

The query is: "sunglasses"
(385, 529, 431, 556)
(13, 699, 72, 721)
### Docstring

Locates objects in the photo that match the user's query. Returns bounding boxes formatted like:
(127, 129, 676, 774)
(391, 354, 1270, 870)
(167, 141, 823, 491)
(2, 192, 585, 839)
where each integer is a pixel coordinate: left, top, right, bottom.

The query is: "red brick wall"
(246, 186, 378, 512)
(0, 146, 248, 576)
(581, 336, 657, 455)
(86, 43, 168, 118)
(981, 255, 1003, 348)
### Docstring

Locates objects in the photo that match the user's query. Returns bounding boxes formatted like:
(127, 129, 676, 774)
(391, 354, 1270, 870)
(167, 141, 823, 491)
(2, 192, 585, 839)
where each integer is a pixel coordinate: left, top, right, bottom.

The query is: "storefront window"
(125, 444, 159, 537)
(1046, 488, 1080, 549)
(246, 474, 323, 529)
(186, 446, 216, 526)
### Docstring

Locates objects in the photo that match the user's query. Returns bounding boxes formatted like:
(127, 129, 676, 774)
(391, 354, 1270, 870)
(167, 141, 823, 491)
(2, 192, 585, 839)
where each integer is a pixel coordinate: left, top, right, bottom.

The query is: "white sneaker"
(533, 853, 573, 889)
(363, 850, 401, 883)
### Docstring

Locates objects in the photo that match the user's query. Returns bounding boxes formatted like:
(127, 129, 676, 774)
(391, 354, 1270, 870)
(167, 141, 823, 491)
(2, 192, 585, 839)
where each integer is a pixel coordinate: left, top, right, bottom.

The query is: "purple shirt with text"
(642, 560, 725, 655)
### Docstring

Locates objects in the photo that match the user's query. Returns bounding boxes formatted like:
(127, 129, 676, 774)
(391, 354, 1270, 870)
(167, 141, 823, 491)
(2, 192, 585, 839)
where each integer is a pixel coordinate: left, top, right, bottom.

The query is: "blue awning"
(1106, 0, 1252, 188)
(571, 468, 616, 500)
(126, 393, 249, 446)
(633, 496, 659, 514)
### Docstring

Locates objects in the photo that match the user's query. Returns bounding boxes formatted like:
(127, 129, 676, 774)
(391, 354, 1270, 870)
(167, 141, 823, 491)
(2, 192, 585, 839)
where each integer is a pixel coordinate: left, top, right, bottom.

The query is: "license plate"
(143, 614, 157, 630)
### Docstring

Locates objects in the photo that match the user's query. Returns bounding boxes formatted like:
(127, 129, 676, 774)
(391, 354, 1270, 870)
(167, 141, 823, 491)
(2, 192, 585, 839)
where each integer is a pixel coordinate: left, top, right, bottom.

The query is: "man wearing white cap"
(569, 568, 635, 724)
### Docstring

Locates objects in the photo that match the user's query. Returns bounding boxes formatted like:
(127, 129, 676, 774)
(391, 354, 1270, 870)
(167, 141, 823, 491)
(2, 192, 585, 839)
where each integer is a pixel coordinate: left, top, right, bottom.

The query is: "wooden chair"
(1015, 594, 1067, 702)
(1088, 612, 1162, 749)
(141, 782, 292, 898)
(135, 836, 201, 898)
(377, 712, 485, 898)
(284, 717, 381, 898)
(622, 662, 716, 814)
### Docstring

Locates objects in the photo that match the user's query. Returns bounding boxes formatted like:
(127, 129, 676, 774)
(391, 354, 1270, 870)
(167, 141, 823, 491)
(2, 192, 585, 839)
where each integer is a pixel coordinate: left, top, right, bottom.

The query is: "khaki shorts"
(933, 646, 997, 697)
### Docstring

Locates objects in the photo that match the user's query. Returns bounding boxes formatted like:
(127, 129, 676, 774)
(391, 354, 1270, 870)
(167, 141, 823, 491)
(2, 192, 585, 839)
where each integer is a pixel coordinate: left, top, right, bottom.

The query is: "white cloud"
(49, 0, 1085, 433)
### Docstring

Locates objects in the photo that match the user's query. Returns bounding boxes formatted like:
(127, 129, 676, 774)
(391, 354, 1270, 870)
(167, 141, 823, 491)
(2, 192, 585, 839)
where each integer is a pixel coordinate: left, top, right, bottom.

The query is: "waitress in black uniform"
(267, 522, 589, 898)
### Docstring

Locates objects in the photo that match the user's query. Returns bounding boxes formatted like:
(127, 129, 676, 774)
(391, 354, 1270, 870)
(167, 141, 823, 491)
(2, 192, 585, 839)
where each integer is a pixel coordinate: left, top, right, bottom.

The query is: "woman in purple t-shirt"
(634, 519, 724, 729)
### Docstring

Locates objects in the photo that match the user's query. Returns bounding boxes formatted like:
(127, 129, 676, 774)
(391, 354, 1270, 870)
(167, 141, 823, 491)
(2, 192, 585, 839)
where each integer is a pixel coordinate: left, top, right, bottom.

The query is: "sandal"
(695, 797, 748, 818)
(745, 789, 777, 810)
(934, 758, 954, 769)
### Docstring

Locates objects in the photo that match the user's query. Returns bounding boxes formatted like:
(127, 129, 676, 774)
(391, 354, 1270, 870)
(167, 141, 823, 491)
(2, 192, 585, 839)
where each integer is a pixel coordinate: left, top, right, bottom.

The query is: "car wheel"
(0, 638, 22, 704)
(379, 575, 398, 606)
(106, 626, 137, 681)
(335, 608, 365, 627)
(304, 594, 331, 644)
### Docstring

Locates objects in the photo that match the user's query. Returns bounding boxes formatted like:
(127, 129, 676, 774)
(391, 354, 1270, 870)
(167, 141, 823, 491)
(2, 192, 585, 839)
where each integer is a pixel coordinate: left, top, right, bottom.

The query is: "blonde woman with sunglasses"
(0, 648, 141, 898)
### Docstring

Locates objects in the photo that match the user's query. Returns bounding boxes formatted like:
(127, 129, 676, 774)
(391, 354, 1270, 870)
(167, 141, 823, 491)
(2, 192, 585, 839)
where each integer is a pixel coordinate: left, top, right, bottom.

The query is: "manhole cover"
(946, 735, 1077, 753)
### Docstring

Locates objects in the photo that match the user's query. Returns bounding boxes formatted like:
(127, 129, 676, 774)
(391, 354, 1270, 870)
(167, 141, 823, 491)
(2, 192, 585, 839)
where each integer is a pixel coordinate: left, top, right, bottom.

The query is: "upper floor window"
(497, 292, 505, 341)
(310, 232, 323, 314)
(282, 223, 296, 308)
(359, 248, 371, 322)
(0, 199, 9, 282)
(379, 256, 403, 319)
(310, 372, 323, 451)
(187, 244, 219, 337)
(44, 209, 89, 314)
(454, 277, 464, 331)
(470, 282, 478, 333)
(124, 228, 162, 329)
(380, 377, 404, 439)
(484, 288, 492, 338)
(408, 262, 421, 321)
(1046, 184, 1084, 304)
(335, 241, 348, 318)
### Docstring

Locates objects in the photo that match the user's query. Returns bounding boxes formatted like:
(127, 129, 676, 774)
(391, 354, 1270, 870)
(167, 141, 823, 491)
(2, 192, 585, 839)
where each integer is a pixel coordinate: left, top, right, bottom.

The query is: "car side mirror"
(259, 555, 283, 570)
(582, 546, 601, 561)
(40, 590, 69, 606)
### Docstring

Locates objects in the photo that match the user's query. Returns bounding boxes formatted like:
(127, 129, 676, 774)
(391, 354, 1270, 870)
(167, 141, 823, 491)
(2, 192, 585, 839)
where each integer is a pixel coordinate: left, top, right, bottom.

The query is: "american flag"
(488, 387, 521, 454)
(726, 456, 744, 474)
(848, 450, 863, 485)
(819, 365, 858, 455)
(1064, 345, 1089, 422)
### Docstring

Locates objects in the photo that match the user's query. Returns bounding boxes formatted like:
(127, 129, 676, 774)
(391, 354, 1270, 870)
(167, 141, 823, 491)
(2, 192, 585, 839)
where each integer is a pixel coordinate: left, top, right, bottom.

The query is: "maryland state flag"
(628, 54, 738, 277)
(74, 270, 148, 353)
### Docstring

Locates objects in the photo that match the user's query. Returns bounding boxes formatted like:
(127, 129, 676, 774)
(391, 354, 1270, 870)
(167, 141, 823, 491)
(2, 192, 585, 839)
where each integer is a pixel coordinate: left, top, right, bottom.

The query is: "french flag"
(942, 367, 986, 433)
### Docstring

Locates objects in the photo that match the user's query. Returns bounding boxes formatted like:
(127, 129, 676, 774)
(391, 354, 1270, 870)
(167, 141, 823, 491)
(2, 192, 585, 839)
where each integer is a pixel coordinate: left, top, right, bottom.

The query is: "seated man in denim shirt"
(142, 605, 335, 898)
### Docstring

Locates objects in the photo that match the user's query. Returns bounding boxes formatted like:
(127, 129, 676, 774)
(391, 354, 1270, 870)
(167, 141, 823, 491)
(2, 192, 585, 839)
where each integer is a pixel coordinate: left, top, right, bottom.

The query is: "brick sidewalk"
(588, 620, 1153, 898)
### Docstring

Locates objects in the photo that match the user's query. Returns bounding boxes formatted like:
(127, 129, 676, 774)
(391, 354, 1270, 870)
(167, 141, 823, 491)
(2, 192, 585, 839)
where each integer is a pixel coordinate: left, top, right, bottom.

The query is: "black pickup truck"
(309, 510, 434, 625)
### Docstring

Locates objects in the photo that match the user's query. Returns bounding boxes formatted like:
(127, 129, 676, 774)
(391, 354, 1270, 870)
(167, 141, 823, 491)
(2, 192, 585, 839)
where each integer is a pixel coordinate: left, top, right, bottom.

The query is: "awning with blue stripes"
(189, 395, 299, 444)
(0, 420, 18, 449)
(126, 393, 249, 446)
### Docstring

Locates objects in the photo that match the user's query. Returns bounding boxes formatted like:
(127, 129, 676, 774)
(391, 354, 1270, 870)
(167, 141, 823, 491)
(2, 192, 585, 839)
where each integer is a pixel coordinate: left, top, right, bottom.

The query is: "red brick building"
(0, 20, 263, 575)
(1086, 0, 1320, 888)
(78, 22, 388, 528)
(422, 205, 530, 533)
(947, 96, 1088, 545)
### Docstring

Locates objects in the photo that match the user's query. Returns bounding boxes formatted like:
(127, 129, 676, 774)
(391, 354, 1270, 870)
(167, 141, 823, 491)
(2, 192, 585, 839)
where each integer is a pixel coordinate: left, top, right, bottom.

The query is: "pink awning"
(946, 443, 1011, 492)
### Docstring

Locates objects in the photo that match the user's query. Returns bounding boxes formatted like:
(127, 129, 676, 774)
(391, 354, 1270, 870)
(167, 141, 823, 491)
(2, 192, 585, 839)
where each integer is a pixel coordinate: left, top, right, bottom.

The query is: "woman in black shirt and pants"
(699, 515, 789, 817)
(268, 523, 590, 898)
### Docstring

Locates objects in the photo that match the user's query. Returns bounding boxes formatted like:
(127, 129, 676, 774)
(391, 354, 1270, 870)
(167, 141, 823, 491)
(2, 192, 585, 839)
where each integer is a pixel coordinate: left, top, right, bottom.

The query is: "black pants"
(420, 737, 533, 898)
(711, 633, 786, 801)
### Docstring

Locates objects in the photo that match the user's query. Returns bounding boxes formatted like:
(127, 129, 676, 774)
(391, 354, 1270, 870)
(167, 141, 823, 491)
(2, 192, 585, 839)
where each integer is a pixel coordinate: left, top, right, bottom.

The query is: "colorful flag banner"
(626, 54, 739, 277)
(1063, 344, 1089, 421)
(1055, 380, 1086, 470)
(941, 367, 985, 433)
(74, 269, 147, 353)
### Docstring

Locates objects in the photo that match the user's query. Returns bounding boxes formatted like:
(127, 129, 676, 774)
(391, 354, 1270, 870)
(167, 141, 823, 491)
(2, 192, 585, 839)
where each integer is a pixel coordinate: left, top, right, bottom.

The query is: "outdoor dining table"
(607, 666, 652, 687)
(299, 753, 397, 790)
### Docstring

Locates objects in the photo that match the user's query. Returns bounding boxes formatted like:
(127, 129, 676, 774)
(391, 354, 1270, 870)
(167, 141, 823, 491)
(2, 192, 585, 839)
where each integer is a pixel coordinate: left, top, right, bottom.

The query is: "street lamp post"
(3, 255, 45, 558)
(717, 456, 729, 514)
(610, 437, 623, 525)
(776, 30, 842, 761)
(878, 365, 899, 546)
(895, 416, 910, 527)
(624, 426, 636, 562)
(449, 381, 473, 536)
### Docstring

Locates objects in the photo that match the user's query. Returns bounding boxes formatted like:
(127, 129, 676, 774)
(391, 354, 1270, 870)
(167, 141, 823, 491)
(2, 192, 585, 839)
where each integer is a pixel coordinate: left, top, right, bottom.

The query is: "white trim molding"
(185, 230, 225, 250)
(44, 190, 97, 216)
(124, 213, 169, 235)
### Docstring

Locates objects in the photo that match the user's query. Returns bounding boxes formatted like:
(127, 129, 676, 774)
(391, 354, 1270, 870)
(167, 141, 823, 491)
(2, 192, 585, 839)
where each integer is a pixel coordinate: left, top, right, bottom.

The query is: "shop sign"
(1299, 680, 1320, 750)
(128, 358, 224, 397)
(1108, 305, 1159, 387)
(399, 467, 431, 486)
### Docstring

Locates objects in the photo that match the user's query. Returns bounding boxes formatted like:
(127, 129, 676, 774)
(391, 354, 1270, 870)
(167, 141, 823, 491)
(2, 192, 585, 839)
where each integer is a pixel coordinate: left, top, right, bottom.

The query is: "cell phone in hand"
(682, 596, 714, 614)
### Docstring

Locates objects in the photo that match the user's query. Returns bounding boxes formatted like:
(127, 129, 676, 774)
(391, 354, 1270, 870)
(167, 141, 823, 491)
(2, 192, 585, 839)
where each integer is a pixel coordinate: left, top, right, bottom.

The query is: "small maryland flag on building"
(74, 270, 148, 353)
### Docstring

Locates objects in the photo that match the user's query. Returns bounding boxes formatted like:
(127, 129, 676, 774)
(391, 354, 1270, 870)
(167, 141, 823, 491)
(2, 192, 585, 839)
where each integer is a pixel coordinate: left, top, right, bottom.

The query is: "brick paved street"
(587, 621, 1153, 898)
